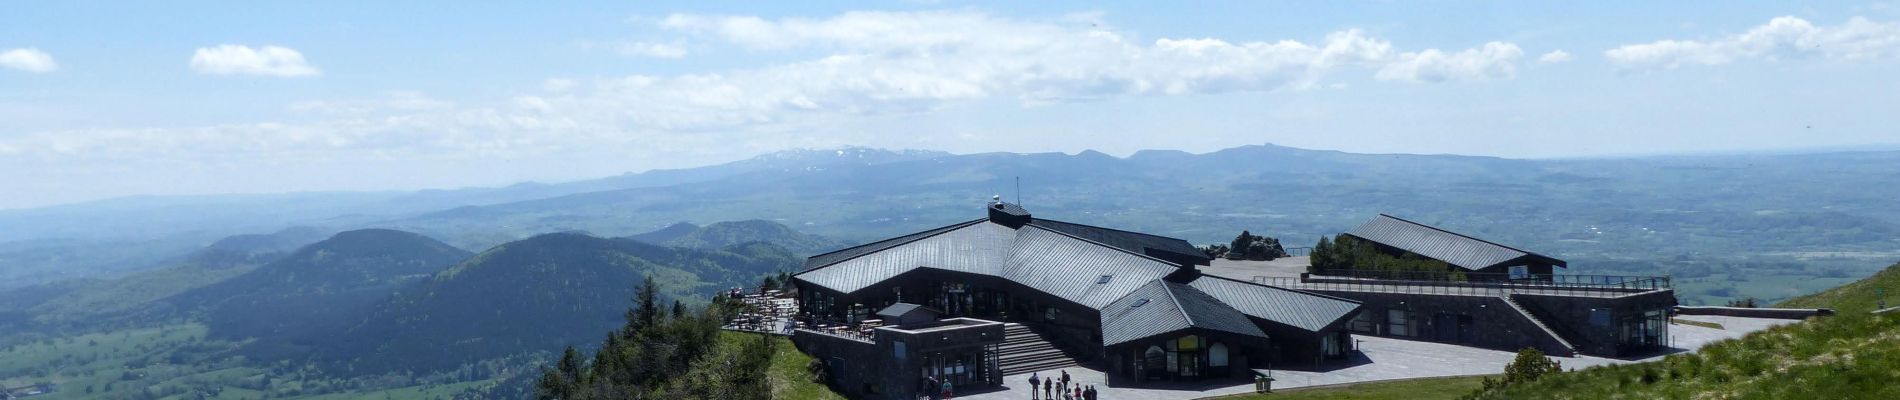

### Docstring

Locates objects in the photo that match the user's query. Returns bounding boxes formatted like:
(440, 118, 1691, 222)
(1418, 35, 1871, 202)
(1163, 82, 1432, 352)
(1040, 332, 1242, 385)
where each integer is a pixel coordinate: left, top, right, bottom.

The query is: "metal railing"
(1284, 247, 1313, 257)
(1253, 270, 1672, 298)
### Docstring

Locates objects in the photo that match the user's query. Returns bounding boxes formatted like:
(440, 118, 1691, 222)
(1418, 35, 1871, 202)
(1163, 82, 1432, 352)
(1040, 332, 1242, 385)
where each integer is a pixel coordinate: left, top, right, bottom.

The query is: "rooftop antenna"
(1015, 176, 1022, 206)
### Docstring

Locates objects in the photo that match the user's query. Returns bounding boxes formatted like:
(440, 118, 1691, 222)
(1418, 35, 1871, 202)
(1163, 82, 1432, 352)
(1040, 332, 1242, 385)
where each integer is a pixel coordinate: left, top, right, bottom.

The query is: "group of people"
(1027, 370, 1099, 400)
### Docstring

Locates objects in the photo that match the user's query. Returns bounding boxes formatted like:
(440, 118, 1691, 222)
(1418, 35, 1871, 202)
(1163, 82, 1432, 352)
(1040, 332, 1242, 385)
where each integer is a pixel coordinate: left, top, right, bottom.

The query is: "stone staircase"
(997, 323, 1080, 376)
(1498, 295, 1579, 356)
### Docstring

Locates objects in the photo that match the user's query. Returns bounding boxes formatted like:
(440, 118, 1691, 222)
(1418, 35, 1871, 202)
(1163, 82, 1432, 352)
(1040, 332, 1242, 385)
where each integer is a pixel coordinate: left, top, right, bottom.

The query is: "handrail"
(1305, 269, 1672, 290)
(1252, 271, 1673, 298)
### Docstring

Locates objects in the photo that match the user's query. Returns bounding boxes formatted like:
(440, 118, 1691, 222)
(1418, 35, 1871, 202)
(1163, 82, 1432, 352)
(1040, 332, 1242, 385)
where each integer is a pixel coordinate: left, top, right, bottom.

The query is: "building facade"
(790, 203, 1364, 398)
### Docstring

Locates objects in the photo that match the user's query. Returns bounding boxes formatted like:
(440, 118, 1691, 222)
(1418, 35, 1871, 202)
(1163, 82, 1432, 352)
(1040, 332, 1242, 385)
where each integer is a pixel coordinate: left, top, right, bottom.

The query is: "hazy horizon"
(6, 2, 1900, 209)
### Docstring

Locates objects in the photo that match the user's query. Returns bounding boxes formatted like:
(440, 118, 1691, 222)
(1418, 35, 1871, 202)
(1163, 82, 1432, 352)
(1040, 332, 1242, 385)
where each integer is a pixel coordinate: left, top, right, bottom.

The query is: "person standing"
(1028, 372, 1040, 400)
(1043, 378, 1052, 399)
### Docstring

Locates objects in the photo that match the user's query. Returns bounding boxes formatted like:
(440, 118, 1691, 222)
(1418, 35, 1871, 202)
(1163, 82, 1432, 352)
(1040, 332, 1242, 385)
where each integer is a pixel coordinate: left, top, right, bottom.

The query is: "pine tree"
(625, 276, 661, 337)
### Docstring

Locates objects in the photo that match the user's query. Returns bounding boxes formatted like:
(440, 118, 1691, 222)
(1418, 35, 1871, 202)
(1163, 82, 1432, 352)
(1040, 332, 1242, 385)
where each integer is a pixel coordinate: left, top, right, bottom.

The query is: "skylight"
(1097, 275, 1113, 284)
(1131, 298, 1150, 308)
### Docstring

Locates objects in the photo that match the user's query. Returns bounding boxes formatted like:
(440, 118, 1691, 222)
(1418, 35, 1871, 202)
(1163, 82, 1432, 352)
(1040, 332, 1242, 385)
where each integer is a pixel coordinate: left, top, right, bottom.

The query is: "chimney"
(987, 201, 1032, 228)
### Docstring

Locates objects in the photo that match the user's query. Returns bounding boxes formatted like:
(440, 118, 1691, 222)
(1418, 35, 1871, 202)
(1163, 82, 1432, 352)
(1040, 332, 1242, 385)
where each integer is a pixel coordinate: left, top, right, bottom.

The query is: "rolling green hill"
(162, 229, 472, 347)
(627, 219, 845, 254)
(1465, 262, 1900, 399)
(1778, 262, 1900, 313)
(315, 232, 801, 374)
(0, 226, 330, 336)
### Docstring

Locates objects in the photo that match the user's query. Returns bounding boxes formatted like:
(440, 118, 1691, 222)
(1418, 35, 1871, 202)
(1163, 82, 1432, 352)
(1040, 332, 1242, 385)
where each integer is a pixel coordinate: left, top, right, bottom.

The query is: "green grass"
(726, 331, 846, 400)
(1779, 262, 1900, 314)
(1215, 375, 1491, 400)
(1463, 262, 1900, 399)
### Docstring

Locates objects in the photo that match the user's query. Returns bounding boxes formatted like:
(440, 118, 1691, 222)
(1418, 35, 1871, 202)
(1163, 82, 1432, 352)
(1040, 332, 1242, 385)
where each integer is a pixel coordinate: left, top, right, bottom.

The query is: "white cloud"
(189, 45, 321, 77)
(0, 48, 59, 73)
(614, 41, 687, 58)
(1538, 50, 1574, 64)
(5, 11, 1530, 168)
(1606, 16, 1900, 69)
(288, 91, 454, 115)
(1375, 42, 1524, 82)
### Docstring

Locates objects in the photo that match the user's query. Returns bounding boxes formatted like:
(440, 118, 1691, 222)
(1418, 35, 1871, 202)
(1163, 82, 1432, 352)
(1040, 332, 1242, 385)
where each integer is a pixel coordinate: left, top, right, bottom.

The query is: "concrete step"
(1000, 358, 1081, 376)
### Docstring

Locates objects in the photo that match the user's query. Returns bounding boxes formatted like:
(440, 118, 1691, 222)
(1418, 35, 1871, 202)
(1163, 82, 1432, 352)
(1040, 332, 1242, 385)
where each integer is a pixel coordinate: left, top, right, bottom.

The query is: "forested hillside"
(158, 229, 472, 358)
(315, 232, 801, 374)
(626, 220, 846, 254)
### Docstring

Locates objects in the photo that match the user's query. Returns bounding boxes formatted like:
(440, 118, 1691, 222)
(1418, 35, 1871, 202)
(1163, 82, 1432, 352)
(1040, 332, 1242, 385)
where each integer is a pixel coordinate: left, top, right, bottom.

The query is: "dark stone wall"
(1303, 291, 1575, 356)
(1675, 306, 1830, 319)
(791, 331, 884, 399)
(793, 321, 1007, 400)
(1512, 291, 1677, 356)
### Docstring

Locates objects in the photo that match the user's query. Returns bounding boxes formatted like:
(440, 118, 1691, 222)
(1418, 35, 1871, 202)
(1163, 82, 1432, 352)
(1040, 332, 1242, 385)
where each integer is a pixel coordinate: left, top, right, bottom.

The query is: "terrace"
(1253, 270, 1672, 299)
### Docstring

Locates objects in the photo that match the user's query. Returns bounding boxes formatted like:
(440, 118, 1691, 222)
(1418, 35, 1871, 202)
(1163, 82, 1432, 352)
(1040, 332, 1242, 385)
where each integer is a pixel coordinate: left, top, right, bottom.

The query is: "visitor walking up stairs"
(998, 323, 1080, 376)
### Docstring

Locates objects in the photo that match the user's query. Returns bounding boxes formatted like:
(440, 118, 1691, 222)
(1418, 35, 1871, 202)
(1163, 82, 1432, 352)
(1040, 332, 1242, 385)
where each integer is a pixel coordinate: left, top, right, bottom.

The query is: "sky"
(3, 1, 1899, 209)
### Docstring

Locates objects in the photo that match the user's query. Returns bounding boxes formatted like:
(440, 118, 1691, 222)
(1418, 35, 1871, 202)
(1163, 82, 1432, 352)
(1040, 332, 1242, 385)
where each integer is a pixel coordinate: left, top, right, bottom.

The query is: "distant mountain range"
(3, 144, 1899, 304)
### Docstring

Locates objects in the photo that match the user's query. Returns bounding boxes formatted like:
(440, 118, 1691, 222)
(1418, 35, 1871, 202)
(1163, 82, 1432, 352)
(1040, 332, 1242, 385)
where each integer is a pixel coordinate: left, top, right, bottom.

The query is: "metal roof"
(801, 218, 986, 271)
(1343, 214, 1566, 271)
(1188, 275, 1362, 333)
(793, 207, 1364, 340)
(1028, 219, 1212, 264)
(1000, 226, 1179, 309)
(1100, 280, 1268, 346)
(875, 303, 940, 320)
(792, 221, 1018, 294)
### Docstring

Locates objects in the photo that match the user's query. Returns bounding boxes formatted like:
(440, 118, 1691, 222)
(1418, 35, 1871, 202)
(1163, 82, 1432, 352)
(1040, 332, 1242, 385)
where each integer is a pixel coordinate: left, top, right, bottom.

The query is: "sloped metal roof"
(1100, 280, 1268, 346)
(1343, 214, 1566, 271)
(801, 218, 986, 272)
(875, 303, 940, 320)
(1028, 219, 1212, 264)
(1188, 275, 1362, 333)
(792, 221, 1017, 294)
(1000, 226, 1178, 309)
(793, 209, 1364, 339)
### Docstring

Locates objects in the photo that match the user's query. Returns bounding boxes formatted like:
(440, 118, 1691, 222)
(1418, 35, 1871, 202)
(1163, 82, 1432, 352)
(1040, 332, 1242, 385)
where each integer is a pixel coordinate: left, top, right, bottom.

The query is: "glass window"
(1388, 309, 1413, 337)
(1178, 335, 1200, 351)
(1208, 342, 1229, 367)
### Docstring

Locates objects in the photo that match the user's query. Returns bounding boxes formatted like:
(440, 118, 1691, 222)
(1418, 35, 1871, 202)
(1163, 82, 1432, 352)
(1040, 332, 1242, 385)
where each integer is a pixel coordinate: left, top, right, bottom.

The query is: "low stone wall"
(1675, 306, 1833, 319)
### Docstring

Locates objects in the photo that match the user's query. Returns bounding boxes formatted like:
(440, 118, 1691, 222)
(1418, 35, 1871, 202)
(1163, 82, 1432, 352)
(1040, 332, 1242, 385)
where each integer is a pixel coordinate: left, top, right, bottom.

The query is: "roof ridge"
(1371, 214, 1555, 260)
(794, 218, 988, 277)
(1020, 224, 1184, 268)
(1160, 280, 1193, 328)
(1032, 218, 1193, 244)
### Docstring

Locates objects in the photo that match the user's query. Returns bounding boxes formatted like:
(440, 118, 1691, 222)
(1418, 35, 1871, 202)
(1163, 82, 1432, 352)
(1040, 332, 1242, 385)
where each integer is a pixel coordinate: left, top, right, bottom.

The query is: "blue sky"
(3, 1, 1898, 209)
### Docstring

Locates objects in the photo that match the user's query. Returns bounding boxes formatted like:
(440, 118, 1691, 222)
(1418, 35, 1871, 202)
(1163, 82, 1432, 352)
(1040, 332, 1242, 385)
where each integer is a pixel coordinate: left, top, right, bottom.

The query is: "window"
(1208, 342, 1229, 367)
(1097, 275, 1113, 284)
(1387, 309, 1414, 337)
(1131, 298, 1150, 308)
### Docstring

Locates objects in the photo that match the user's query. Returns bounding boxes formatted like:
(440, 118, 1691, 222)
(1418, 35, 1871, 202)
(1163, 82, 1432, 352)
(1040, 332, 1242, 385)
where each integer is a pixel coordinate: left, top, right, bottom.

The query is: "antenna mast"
(1015, 176, 1021, 206)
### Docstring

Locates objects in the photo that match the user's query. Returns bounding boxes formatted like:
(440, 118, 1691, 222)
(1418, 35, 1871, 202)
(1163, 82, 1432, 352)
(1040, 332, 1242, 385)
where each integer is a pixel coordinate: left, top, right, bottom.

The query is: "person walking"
(941, 379, 954, 400)
(1028, 372, 1040, 400)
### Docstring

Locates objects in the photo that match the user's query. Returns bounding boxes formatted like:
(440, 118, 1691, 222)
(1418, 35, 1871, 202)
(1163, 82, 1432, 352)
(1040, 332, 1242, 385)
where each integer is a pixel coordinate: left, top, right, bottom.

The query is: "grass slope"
(1466, 262, 1900, 399)
(750, 332, 846, 400)
(1778, 262, 1900, 313)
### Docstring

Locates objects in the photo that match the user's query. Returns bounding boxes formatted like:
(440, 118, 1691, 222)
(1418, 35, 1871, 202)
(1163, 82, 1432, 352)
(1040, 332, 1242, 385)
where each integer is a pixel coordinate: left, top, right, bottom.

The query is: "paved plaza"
(961, 314, 1797, 400)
